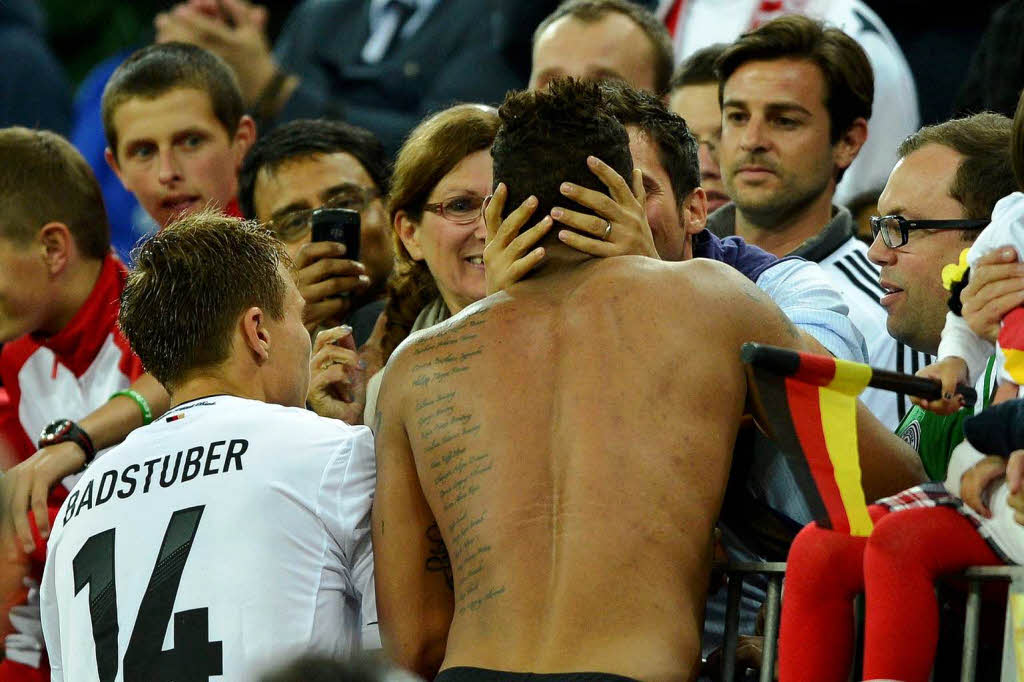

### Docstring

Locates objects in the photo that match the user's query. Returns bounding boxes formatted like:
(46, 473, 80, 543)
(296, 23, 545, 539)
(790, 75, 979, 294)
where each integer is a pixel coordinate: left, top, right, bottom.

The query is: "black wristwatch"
(38, 419, 97, 464)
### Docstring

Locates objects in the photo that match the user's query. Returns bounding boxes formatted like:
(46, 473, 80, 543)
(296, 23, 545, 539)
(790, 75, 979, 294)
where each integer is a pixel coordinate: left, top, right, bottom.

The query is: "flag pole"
(741, 343, 978, 408)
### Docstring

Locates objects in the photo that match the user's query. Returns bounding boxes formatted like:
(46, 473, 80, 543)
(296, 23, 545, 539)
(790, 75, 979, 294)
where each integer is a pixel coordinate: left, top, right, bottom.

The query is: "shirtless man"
(371, 80, 812, 681)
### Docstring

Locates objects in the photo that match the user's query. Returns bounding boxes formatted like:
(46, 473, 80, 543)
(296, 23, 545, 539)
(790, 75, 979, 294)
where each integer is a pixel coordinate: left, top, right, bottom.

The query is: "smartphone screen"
(311, 208, 360, 261)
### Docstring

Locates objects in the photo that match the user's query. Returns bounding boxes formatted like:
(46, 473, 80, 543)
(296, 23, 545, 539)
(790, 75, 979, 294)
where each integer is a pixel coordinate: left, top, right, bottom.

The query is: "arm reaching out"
(912, 357, 969, 415)
(2, 374, 169, 554)
(482, 184, 552, 295)
(551, 156, 659, 259)
(307, 325, 367, 425)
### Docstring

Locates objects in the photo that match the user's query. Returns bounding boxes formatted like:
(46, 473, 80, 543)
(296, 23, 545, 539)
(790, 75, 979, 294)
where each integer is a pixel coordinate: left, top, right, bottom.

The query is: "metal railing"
(720, 562, 786, 682)
(716, 562, 1024, 682)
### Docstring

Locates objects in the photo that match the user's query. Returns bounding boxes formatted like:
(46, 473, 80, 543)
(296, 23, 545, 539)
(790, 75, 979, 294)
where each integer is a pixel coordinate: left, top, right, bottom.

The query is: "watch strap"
(38, 420, 97, 464)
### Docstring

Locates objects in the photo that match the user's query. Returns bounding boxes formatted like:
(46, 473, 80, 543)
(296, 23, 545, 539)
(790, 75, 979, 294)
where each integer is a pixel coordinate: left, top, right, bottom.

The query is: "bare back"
(373, 256, 805, 681)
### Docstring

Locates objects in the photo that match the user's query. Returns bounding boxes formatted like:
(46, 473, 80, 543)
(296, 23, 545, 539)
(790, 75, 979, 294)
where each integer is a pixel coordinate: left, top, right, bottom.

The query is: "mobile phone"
(311, 207, 360, 261)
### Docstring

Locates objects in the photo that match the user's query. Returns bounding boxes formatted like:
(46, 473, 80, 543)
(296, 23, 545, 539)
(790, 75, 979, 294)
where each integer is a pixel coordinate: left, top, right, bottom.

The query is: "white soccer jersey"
(820, 236, 932, 429)
(40, 395, 378, 681)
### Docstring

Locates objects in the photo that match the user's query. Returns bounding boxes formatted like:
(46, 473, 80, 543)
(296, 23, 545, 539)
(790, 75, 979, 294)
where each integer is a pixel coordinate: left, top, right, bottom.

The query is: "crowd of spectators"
(2, 0, 1024, 680)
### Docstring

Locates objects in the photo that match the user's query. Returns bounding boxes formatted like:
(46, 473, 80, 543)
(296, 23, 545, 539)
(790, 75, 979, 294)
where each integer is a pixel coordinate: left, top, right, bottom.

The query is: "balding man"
(530, 0, 673, 95)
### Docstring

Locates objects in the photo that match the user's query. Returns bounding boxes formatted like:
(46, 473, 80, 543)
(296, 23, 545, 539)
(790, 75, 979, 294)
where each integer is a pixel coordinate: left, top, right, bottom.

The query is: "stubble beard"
(729, 170, 832, 232)
(889, 296, 942, 357)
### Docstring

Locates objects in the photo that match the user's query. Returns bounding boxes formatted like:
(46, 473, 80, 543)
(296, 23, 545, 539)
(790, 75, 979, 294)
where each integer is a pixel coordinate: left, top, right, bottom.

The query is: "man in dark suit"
(156, 0, 528, 153)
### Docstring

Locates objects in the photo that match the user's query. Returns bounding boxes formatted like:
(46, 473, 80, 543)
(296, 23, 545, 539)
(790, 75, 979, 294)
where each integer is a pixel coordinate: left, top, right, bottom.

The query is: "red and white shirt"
(0, 253, 143, 675)
(0, 253, 144, 482)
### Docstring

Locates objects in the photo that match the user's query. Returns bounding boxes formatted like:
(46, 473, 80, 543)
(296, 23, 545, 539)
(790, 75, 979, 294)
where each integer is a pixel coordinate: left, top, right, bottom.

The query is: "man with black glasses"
(868, 114, 1013, 361)
(867, 112, 1015, 474)
(238, 118, 392, 343)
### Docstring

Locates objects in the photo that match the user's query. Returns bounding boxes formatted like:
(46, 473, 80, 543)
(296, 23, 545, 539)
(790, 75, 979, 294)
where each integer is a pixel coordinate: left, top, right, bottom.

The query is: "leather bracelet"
(110, 388, 153, 425)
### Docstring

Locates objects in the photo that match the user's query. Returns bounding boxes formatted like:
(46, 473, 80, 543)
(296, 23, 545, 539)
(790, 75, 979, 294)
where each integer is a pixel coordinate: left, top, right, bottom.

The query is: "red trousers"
(778, 505, 1003, 682)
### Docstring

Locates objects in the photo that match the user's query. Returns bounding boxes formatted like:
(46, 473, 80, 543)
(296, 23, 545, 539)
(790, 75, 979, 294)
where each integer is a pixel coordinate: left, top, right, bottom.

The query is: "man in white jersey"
(709, 14, 929, 430)
(40, 211, 377, 680)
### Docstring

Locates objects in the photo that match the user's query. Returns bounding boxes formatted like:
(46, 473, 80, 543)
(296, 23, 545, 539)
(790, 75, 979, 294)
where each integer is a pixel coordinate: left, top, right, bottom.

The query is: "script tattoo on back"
(408, 309, 506, 615)
(425, 523, 453, 589)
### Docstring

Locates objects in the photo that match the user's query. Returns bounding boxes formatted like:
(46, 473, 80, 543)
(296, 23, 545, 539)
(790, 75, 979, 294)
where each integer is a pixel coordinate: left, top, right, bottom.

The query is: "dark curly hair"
(491, 78, 633, 239)
(600, 80, 700, 202)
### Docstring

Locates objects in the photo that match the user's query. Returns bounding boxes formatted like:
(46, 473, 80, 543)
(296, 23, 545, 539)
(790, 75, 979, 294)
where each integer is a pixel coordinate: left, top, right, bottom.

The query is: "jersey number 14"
(72, 505, 223, 681)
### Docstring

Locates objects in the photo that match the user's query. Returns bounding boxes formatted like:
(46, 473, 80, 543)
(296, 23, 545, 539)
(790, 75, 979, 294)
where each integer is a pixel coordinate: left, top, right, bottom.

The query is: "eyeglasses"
(869, 215, 989, 249)
(267, 185, 380, 241)
(422, 194, 486, 225)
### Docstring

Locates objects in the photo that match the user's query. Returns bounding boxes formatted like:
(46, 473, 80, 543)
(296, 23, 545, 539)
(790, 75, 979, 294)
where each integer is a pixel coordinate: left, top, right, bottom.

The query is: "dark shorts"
(434, 668, 640, 682)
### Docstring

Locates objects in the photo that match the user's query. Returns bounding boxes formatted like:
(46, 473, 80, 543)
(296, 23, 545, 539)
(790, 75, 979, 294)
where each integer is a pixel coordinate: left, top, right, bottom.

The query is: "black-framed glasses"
(422, 194, 486, 225)
(869, 214, 989, 249)
(267, 185, 380, 241)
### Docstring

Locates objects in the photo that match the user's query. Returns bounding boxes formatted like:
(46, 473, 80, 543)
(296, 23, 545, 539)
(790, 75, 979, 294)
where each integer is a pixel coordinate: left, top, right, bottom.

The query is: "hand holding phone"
(311, 207, 361, 262)
(299, 208, 368, 330)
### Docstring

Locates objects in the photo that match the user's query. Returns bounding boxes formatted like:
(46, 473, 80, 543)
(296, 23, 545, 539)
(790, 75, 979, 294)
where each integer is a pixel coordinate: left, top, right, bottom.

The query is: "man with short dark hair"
(0, 127, 150, 682)
(668, 43, 729, 213)
(373, 78, 823, 682)
(4, 41, 261, 570)
(530, 0, 674, 95)
(711, 14, 926, 430)
(238, 119, 392, 340)
(40, 212, 378, 679)
(657, 0, 919, 210)
(102, 42, 255, 228)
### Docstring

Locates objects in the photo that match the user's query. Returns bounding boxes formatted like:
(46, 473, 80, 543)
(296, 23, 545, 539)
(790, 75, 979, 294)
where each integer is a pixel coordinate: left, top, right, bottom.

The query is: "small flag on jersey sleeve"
(741, 343, 875, 536)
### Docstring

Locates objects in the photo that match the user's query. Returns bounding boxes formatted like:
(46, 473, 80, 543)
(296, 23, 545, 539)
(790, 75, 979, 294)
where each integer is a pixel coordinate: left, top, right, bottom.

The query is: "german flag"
(999, 308, 1024, 385)
(742, 344, 980, 536)
(742, 343, 875, 536)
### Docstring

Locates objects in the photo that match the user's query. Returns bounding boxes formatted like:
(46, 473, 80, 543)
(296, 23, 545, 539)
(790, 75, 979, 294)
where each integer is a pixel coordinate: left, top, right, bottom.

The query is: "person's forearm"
(857, 401, 928, 500)
(80, 374, 169, 450)
(937, 311, 993, 382)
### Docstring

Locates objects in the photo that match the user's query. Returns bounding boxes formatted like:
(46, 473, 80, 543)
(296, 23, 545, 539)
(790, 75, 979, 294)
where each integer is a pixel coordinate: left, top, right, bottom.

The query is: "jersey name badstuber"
(62, 437, 248, 526)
